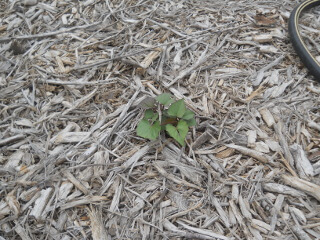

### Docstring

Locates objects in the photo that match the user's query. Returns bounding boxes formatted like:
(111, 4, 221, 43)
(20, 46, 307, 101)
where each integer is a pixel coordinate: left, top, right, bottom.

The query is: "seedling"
(136, 93, 196, 146)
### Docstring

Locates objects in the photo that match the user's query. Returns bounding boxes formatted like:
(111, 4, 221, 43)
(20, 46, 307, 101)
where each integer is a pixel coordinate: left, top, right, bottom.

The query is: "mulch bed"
(0, 0, 320, 239)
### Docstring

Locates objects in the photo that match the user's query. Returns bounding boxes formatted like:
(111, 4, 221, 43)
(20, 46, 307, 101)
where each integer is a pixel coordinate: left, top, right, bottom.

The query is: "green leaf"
(143, 109, 159, 122)
(186, 118, 196, 126)
(144, 109, 155, 120)
(137, 119, 161, 140)
(139, 97, 156, 109)
(182, 109, 195, 120)
(162, 109, 169, 117)
(155, 93, 174, 106)
(167, 99, 186, 118)
(151, 112, 159, 122)
(165, 120, 188, 146)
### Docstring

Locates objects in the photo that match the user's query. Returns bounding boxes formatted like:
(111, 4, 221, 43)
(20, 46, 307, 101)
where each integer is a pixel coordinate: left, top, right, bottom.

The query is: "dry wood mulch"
(0, 0, 320, 239)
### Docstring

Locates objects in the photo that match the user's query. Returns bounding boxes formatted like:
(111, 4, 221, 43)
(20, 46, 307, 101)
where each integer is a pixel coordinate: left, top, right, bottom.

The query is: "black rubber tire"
(288, 0, 320, 81)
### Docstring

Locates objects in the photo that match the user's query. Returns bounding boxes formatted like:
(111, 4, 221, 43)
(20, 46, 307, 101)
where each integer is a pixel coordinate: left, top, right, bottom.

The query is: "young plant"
(136, 93, 196, 146)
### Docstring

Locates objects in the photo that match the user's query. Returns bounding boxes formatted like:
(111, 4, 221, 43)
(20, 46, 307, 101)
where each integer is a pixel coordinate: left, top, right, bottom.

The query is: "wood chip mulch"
(0, 0, 320, 239)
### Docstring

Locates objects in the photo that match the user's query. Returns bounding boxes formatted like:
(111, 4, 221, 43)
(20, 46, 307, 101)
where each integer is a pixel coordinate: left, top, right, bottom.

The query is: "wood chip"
(282, 175, 320, 201)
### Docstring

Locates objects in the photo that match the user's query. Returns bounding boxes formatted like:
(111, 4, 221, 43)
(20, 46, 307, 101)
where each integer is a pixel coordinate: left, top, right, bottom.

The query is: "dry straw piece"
(0, 0, 319, 239)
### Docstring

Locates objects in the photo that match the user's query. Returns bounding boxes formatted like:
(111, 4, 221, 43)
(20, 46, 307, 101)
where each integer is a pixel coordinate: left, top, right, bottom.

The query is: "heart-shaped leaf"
(165, 120, 188, 146)
(143, 109, 155, 120)
(186, 118, 196, 126)
(137, 119, 161, 140)
(155, 93, 174, 106)
(182, 109, 195, 120)
(143, 109, 158, 122)
(167, 99, 186, 118)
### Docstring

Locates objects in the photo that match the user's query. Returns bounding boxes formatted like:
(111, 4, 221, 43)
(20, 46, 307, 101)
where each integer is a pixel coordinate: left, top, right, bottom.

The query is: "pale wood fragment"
(251, 218, 271, 233)
(228, 206, 237, 226)
(109, 179, 122, 212)
(270, 194, 284, 233)
(211, 197, 230, 228)
(263, 183, 306, 197)
(292, 225, 313, 240)
(289, 206, 307, 225)
(259, 45, 278, 53)
(88, 207, 108, 240)
(58, 182, 74, 200)
(61, 196, 108, 210)
(167, 200, 202, 220)
(226, 144, 272, 164)
(21, 191, 41, 212)
(253, 34, 273, 43)
(282, 175, 320, 201)
(254, 141, 270, 153)
(259, 108, 275, 127)
(52, 132, 90, 144)
(14, 222, 32, 240)
(93, 151, 109, 177)
(247, 130, 257, 148)
(290, 144, 314, 178)
(30, 188, 52, 220)
(154, 162, 204, 191)
(252, 56, 284, 86)
(5, 190, 20, 217)
(0, 201, 10, 219)
(274, 122, 295, 167)
(163, 218, 185, 234)
(4, 150, 24, 170)
(308, 121, 320, 131)
(231, 184, 239, 202)
(238, 195, 252, 220)
(139, 48, 162, 68)
(265, 139, 282, 152)
(248, 225, 263, 240)
(63, 171, 89, 195)
(229, 200, 252, 239)
(62, 87, 98, 115)
(177, 220, 230, 240)
(202, 215, 219, 228)
(121, 145, 150, 171)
